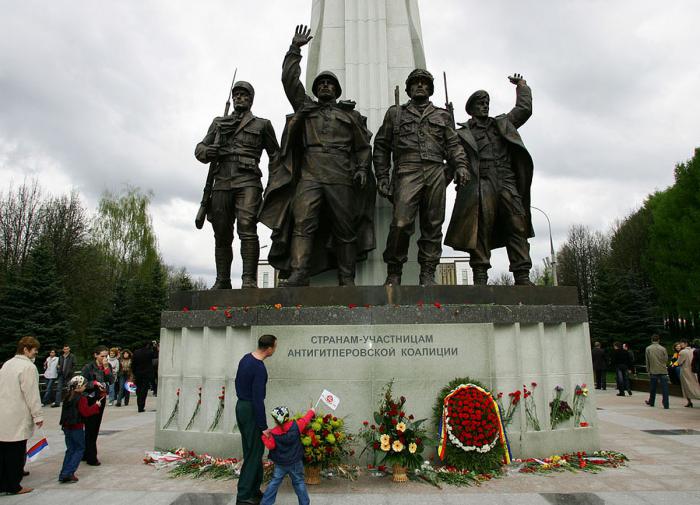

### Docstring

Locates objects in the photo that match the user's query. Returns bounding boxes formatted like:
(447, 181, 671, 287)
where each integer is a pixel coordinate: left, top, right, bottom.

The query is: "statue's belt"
(218, 154, 259, 164)
(305, 146, 351, 156)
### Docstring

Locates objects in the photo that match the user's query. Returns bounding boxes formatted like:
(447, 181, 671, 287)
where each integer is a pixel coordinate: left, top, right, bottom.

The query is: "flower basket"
(300, 413, 353, 470)
(358, 381, 429, 476)
(392, 464, 408, 483)
(304, 464, 321, 485)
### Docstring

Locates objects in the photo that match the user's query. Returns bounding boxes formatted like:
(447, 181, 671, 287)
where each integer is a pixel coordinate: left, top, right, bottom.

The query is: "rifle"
(195, 69, 238, 229)
(385, 85, 400, 202)
(443, 71, 455, 129)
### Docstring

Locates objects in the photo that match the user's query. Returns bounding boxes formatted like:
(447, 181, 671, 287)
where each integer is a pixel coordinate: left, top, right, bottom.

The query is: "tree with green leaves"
(646, 148, 700, 314)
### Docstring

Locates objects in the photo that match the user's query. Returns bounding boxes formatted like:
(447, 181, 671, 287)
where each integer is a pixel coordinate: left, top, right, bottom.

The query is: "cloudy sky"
(1, 0, 698, 285)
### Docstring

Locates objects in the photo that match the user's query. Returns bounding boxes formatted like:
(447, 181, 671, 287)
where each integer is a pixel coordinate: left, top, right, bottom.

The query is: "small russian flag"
(26, 437, 49, 462)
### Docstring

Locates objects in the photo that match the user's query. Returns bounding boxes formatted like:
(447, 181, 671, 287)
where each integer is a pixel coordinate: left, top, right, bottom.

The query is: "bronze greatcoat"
(445, 83, 535, 272)
(258, 45, 375, 280)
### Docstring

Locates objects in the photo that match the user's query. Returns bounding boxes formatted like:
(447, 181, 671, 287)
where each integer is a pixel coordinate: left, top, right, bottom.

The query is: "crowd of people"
(591, 336, 700, 409)
(0, 336, 160, 495)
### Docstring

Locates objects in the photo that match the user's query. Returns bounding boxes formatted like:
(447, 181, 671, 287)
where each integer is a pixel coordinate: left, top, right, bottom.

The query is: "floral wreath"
(438, 384, 510, 462)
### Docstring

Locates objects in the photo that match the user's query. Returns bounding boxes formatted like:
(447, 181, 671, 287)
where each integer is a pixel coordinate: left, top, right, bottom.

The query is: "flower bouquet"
(522, 382, 541, 431)
(299, 412, 352, 484)
(549, 385, 573, 429)
(495, 389, 522, 429)
(359, 381, 428, 482)
(572, 384, 589, 425)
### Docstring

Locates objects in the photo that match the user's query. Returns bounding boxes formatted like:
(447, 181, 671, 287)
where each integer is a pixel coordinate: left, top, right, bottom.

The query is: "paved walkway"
(6, 389, 700, 504)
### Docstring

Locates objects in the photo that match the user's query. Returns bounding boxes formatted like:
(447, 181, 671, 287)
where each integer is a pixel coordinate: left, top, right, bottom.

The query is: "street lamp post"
(530, 206, 558, 286)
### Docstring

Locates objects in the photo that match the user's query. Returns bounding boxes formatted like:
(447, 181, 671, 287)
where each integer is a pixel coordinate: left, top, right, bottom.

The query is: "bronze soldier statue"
(445, 74, 535, 286)
(259, 25, 375, 287)
(374, 69, 470, 286)
(195, 81, 279, 289)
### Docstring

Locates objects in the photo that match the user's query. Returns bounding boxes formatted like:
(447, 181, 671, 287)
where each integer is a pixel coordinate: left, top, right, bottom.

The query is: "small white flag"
(319, 389, 340, 411)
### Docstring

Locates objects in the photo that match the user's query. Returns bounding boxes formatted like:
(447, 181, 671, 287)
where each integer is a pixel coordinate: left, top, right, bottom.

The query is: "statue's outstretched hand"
(293, 25, 313, 48)
(508, 73, 526, 85)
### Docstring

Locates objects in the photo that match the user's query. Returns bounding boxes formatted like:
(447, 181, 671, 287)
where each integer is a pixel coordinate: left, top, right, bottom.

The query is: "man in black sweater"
(234, 334, 277, 505)
(131, 342, 155, 413)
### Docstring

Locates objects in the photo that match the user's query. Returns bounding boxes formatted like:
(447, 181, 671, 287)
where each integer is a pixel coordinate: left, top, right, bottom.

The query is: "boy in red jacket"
(260, 406, 315, 505)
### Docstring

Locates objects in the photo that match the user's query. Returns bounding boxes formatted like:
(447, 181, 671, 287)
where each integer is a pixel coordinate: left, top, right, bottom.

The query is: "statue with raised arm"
(195, 81, 279, 289)
(259, 25, 375, 287)
(445, 74, 535, 286)
(373, 69, 469, 286)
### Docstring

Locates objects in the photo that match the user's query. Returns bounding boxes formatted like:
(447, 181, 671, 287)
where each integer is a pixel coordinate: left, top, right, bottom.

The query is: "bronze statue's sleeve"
(194, 119, 219, 164)
(444, 119, 468, 172)
(372, 107, 395, 181)
(282, 45, 308, 112)
(506, 83, 532, 129)
(262, 119, 280, 160)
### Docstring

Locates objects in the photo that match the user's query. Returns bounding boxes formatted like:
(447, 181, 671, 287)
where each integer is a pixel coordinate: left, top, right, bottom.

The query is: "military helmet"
(69, 375, 86, 389)
(232, 81, 255, 101)
(405, 68, 434, 96)
(271, 405, 290, 425)
(312, 71, 342, 99)
(465, 90, 490, 115)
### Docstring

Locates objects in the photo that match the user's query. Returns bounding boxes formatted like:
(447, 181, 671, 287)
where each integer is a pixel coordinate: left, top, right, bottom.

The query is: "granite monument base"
(156, 286, 599, 460)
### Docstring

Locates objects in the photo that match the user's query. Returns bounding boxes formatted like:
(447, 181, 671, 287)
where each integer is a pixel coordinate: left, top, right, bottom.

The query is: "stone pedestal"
(156, 286, 599, 459)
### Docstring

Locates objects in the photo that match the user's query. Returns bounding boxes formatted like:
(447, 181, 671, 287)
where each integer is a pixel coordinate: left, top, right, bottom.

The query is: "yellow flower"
(381, 442, 391, 452)
(380, 434, 390, 445)
(392, 440, 404, 452)
(396, 422, 406, 433)
(408, 443, 417, 454)
(582, 388, 589, 397)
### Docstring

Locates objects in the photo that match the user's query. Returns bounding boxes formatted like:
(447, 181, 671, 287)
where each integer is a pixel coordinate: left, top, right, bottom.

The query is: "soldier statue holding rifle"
(373, 69, 470, 286)
(445, 73, 535, 286)
(195, 79, 279, 289)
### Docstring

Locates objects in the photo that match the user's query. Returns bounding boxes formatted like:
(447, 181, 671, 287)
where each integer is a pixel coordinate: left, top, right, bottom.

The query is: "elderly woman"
(0, 336, 44, 495)
(678, 339, 700, 408)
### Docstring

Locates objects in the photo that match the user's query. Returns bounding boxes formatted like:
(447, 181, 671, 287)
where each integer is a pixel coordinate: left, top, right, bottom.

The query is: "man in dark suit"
(131, 342, 155, 413)
(592, 341, 607, 390)
(52, 344, 75, 407)
(445, 74, 534, 285)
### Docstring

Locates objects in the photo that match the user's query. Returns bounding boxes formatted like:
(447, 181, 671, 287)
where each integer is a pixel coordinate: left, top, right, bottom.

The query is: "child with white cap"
(260, 406, 315, 505)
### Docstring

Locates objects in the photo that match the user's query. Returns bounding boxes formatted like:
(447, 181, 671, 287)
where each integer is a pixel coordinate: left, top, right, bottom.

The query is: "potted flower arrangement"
(300, 412, 352, 484)
(359, 381, 428, 482)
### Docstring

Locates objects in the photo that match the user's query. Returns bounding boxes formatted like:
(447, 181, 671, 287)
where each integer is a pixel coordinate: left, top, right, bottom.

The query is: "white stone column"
(306, 0, 427, 285)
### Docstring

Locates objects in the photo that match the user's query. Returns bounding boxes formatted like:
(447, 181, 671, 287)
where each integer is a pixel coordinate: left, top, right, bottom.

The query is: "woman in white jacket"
(0, 336, 44, 495)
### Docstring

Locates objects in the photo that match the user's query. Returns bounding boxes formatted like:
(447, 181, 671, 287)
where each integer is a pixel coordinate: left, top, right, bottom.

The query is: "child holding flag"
(260, 406, 315, 505)
(58, 376, 101, 483)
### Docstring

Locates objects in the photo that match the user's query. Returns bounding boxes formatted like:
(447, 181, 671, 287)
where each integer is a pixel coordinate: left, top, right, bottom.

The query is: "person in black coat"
(80, 345, 113, 466)
(611, 341, 633, 397)
(131, 342, 155, 413)
(591, 341, 607, 390)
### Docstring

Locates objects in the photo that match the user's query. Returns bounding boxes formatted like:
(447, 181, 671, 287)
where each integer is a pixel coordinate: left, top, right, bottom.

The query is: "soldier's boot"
(211, 247, 233, 290)
(286, 238, 312, 287)
(384, 263, 402, 286)
(336, 243, 357, 287)
(240, 240, 260, 289)
(513, 270, 535, 286)
(472, 267, 488, 286)
(419, 263, 437, 286)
